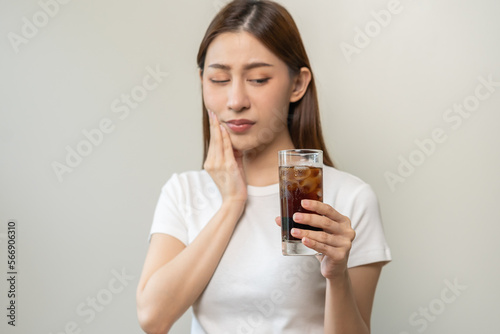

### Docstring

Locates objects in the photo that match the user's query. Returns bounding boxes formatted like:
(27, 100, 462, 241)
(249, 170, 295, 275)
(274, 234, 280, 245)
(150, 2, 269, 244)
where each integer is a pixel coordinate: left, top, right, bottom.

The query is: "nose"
(226, 80, 250, 112)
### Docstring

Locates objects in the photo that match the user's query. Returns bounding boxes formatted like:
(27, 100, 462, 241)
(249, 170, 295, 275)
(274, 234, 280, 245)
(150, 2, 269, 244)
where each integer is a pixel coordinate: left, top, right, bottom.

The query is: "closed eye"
(210, 79, 230, 84)
(249, 78, 270, 85)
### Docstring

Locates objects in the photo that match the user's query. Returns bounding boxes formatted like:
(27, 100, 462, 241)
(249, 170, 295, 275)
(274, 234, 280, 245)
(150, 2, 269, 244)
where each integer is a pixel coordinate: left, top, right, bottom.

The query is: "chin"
(231, 142, 253, 153)
(230, 137, 257, 153)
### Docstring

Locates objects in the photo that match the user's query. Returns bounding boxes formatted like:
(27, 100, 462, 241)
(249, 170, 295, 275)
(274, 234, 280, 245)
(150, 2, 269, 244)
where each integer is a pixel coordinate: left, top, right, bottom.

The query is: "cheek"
(202, 82, 226, 110)
(257, 83, 291, 122)
(258, 79, 292, 109)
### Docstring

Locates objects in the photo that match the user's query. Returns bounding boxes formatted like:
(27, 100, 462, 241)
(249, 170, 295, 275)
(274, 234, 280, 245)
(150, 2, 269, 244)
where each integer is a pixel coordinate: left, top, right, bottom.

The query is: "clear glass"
(279, 149, 323, 255)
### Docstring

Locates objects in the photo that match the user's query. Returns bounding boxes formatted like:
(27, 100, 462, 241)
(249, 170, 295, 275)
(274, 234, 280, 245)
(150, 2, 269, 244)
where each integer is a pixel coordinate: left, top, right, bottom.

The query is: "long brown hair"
(197, 0, 333, 167)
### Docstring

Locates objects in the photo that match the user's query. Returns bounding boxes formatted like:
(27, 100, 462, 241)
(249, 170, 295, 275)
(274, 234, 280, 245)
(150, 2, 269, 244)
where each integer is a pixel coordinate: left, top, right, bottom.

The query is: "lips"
(224, 119, 255, 133)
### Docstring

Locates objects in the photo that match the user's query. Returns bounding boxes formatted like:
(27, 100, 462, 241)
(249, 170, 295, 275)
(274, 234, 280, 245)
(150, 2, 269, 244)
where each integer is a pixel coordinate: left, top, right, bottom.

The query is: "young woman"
(136, 1, 391, 333)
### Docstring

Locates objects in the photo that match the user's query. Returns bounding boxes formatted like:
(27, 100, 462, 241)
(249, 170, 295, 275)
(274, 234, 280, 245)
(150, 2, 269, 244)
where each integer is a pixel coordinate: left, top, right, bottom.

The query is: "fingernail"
(291, 228, 298, 235)
(301, 199, 309, 207)
(293, 213, 302, 221)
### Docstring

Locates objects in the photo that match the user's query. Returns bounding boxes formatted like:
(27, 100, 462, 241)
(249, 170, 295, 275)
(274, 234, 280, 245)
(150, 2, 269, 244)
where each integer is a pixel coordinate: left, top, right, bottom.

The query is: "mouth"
(224, 119, 256, 133)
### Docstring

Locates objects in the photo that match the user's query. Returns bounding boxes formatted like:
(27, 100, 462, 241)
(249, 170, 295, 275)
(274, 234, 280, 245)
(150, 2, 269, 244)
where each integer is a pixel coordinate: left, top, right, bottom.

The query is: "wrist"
(221, 198, 246, 214)
(326, 269, 350, 287)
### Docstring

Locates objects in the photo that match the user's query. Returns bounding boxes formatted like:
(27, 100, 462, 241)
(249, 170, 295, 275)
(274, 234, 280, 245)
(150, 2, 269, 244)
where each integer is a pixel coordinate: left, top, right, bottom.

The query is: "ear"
(199, 69, 203, 83)
(289, 67, 312, 103)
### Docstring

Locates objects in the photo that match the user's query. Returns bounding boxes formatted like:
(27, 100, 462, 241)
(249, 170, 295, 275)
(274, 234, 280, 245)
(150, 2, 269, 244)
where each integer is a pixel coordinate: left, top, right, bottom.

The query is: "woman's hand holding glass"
(203, 110, 248, 205)
(276, 200, 356, 279)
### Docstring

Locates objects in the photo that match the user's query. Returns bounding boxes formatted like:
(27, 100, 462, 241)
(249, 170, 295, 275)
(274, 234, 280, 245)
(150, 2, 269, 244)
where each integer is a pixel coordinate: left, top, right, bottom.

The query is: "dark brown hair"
(197, 0, 333, 167)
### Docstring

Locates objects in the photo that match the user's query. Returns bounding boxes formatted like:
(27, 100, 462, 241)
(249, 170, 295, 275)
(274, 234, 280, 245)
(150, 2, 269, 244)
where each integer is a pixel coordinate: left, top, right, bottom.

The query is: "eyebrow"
(208, 62, 273, 71)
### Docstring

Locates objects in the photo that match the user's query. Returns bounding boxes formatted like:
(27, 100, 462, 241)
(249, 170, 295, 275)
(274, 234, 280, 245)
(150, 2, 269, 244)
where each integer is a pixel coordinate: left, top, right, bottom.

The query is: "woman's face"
(201, 31, 301, 153)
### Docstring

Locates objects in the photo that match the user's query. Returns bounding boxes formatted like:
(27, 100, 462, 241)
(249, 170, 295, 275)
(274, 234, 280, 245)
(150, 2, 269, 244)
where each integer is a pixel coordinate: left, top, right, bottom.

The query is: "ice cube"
(299, 177, 318, 193)
(293, 166, 311, 180)
(286, 181, 299, 192)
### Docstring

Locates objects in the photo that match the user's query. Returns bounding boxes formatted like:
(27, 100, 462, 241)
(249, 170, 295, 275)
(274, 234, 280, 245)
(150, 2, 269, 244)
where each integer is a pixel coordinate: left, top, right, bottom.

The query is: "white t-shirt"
(149, 166, 392, 334)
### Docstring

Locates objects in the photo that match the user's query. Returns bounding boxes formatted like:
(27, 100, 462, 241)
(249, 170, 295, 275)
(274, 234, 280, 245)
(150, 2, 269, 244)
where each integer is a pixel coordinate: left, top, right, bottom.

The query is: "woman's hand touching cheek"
(203, 110, 248, 205)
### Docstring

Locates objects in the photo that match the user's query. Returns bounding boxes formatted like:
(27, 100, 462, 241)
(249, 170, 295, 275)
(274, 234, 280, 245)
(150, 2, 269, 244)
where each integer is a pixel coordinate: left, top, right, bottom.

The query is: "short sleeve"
(149, 173, 188, 245)
(346, 184, 392, 268)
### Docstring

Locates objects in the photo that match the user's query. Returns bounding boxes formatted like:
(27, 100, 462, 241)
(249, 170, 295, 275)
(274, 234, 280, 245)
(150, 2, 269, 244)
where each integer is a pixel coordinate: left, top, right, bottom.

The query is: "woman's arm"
(287, 199, 385, 334)
(137, 110, 247, 334)
(136, 200, 245, 334)
(324, 263, 383, 333)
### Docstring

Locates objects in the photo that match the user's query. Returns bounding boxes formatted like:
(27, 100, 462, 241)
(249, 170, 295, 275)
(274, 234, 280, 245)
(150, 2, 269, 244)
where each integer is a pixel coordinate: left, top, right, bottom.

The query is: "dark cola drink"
(278, 150, 323, 256)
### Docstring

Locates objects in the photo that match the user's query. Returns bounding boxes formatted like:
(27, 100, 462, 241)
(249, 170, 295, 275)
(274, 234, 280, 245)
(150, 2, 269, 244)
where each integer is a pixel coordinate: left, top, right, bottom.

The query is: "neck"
(242, 133, 294, 186)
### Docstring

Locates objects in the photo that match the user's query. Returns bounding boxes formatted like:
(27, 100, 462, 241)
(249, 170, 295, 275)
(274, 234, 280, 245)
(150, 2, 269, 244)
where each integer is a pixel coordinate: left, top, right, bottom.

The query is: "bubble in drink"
(279, 166, 323, 242)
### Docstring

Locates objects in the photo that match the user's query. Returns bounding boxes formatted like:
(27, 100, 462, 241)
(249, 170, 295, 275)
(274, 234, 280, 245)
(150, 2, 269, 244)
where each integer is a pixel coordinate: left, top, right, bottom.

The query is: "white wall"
(1, 0, 499, 333)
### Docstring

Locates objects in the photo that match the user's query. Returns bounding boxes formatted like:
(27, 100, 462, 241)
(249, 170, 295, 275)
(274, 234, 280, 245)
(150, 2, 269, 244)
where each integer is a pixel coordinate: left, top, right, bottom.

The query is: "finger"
(219, 124, 234, 164)
(205, 110, 216, 162)
(301, 237, 345, 262)
(293, 229, 351, 262)
(215, 125, 238, 186)
(208, 110, 224, 164)
(292, 212, 341, 235)
(275, 216, 282, 227)
(301, 200, 350, 224)
(219, 124, 247, 185)
(291, 228, 351, 249)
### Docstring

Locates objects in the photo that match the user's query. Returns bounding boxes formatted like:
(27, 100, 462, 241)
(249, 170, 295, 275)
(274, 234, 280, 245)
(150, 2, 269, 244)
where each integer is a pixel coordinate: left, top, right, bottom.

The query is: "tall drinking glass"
(279, 149, 323, 256)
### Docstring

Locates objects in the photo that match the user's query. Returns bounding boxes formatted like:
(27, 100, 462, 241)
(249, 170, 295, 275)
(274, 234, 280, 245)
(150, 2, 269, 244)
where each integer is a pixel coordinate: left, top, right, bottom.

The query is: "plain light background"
(1, 0, 499, 333)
